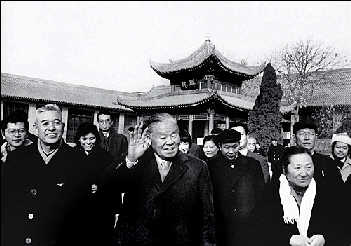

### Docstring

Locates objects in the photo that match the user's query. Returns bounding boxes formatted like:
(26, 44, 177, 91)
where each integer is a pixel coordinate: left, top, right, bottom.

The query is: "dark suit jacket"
(208, 153, 264, 246)
(113, 150, 216, 246)
(1, 141, 87, 246)
(311, 153, 343, 188)
(255, 179, 349, 246)
(247, 151, 270, 184)
(99, 129, 128, 164)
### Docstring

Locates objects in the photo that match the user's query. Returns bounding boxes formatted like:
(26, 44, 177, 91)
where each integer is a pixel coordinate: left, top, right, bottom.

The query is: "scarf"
(279, 174, 316, 237)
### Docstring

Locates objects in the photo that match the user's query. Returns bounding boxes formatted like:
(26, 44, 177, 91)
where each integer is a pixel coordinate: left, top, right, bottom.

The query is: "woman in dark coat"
(255, 146, 348, 246)
(74, 122, 121, 246)
(201, 135, 220, 163)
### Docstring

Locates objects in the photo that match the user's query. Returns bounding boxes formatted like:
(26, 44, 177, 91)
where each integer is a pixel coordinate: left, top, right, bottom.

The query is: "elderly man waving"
(112, 113, 216, 246)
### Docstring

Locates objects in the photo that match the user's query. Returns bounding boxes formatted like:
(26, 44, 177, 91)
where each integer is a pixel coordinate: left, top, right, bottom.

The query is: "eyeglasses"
(6, 129, 27, 135)
(297, 131, 316, 137)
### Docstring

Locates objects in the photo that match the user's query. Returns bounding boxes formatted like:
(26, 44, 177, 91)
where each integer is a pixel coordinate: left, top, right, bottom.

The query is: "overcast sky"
(2, 1, 351, 92)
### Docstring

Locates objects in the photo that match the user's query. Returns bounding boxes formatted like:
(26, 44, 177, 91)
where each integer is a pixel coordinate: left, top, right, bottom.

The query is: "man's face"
(4, 122, 27, 148)
(220, 142, 240, 161)
(295, 128, 316, 151)
(286, 153, 314, 188)
(150, 119, 180, 160)
(247, 137, 257, 152)
(333, 141, 349, 160)
(232, 126, 247, 149)
(35, 111, 64, 145)
(98, 114, 112, 132)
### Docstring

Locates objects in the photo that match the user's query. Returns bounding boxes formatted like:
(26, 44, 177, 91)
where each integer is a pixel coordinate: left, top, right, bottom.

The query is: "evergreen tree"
(248, 63, 283, 155)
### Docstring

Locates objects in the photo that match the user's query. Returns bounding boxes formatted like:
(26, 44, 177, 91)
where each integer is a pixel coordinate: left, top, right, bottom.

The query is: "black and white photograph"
(1, 1, 350, 246)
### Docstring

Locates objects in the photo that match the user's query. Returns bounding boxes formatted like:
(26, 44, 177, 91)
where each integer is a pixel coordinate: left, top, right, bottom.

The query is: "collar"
(239, 147, 248, 156)
(154, 153, 172, 166)
(37, 140, 61, 164)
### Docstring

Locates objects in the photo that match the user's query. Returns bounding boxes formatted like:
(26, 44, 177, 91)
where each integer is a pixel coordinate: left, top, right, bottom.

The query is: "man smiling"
(2, 104, 86, 246)
(1, 111, 33, 163)
(112, 113, 216, 246)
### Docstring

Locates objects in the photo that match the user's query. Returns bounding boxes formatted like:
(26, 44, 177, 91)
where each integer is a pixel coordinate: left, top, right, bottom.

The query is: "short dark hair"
(1, 110, 29, 132)
(217, 129, 241, 145)
(179, 128, 192, 147)
(293, 120, 318, 135)
(280, 146, 311, 174)
(203, 134, 219, 148)
(97, 110, 113, 120)
(74, 122, 100, 146)
(210, 127, 223, 135)
(216, 120, 226, 125)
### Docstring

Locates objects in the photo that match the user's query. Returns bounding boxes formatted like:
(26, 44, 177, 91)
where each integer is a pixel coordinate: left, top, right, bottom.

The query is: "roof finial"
(205, 34, 211, 43)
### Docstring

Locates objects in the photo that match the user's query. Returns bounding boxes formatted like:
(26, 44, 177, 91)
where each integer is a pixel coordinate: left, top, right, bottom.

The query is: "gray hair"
(146, 113, 178, 134)
(36, 104, 62, 119)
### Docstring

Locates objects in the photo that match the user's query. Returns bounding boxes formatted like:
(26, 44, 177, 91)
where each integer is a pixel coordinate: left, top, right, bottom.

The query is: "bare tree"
(271, 40, 349, 110)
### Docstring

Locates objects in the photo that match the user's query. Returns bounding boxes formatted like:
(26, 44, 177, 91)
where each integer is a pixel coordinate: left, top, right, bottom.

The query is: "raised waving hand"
(127, 121, 151, 162)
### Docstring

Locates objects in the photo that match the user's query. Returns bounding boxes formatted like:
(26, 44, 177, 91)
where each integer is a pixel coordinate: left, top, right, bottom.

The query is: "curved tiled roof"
(150, 40, 265, 77)
(117, 90, 293, 113)
(305, 68, 351, 107)
(1, 73, 132, 111)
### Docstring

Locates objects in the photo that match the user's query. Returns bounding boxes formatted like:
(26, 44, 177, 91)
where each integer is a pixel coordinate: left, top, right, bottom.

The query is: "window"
(66, 108, 94, 143)
(200, 81, 208, 89)
(2, 101, 29, 120)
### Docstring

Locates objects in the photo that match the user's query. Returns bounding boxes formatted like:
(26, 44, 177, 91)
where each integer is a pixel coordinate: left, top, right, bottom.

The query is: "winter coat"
(208, 153, 265, 246)
(113, 150, 216, 246)
(1, 141, 87, 246)
(255, 179, 349, 246)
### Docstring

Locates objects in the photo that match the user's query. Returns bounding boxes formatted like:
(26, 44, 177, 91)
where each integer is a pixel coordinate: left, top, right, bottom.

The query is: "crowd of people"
(1, 104, 350, 246)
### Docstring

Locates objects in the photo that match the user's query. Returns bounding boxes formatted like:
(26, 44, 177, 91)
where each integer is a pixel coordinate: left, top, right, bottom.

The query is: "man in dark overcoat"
(293, 120, 343, 188)
(112, 113, 216, 246)
(208, 129, 264, 246)
(97, 111, 128, 164)
(1, 104, 87, 246)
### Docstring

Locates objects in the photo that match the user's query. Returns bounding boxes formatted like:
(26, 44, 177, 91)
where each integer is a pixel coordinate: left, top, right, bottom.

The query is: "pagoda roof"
(117, 90, 294, 114)
(150, 40, 265, 80)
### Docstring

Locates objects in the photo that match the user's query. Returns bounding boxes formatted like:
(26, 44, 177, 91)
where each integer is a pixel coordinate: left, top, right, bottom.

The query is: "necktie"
(159, 160, 171, 182)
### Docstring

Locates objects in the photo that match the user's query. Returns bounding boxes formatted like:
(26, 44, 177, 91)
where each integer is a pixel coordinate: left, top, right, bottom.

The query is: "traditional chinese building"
(118, 39, 292, 142)
(1, 73, 138, 143)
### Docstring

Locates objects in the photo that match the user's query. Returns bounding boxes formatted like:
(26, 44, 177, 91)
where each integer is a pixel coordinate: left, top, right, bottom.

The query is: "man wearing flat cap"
(293, 120, 343, 187)
(207, 129, 264, 246)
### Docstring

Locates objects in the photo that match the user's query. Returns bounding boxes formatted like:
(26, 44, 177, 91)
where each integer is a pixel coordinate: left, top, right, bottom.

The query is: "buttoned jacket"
(1, 141, 87, 246)
(113, 149, 216, 246)
(207, 153, 264, 246)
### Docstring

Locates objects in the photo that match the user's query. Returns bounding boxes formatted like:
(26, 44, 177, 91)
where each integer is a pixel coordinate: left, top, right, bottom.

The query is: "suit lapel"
(161, 154, 188, 192)
(148, 153, 188, 199)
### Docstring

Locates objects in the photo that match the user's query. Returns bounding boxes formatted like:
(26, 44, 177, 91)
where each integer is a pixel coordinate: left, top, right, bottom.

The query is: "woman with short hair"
(74, 122, 120, 246)
(201, 135, 220, 163)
